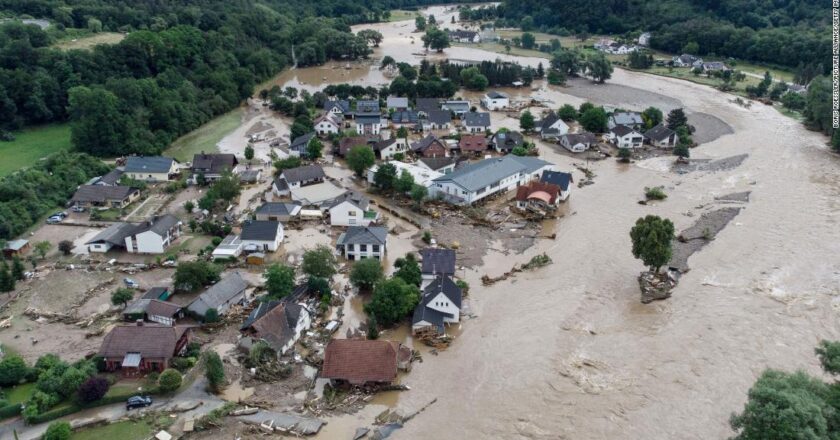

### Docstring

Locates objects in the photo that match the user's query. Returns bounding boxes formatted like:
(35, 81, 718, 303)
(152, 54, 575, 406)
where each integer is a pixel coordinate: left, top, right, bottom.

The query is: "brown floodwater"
(226, 6, 840, 439)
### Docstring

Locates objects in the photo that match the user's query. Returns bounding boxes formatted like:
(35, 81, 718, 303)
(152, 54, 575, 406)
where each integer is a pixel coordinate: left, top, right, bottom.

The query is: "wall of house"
(130, 230, 169, 254)
(356, 122, 381, 135)
(316, 121, 339, 135)
(126, 171, 170, 182)
(242, 237, 281, 252)
(426, 292, 460, 323)
(329, 202, 373, 227)
(88, 242, 113, 253)
(341, 242, 386, 260)
(421, 143, 447, 158)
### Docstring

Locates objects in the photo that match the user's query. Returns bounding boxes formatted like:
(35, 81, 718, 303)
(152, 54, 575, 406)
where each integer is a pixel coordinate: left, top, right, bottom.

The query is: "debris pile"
(482, 253, 553, 286)
(638, 271, 677, 304)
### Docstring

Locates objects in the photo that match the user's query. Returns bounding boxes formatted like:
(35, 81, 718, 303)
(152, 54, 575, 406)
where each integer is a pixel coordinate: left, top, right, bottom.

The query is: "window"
(359, 244, 367, 252)
(372, 245, 380, 252)
(348, 211, 356, 216)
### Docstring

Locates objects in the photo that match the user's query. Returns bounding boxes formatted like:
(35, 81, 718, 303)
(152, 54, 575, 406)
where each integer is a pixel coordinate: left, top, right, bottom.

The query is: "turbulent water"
(267, 6, 840, 438)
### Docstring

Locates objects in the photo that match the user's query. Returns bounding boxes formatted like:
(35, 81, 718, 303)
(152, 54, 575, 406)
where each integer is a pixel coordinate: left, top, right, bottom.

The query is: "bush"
(170, 357, 196, 372)
(44, 421, 72, 440)
(0, 402, 22, 419)
(158, 369, 182, 393)
(211, 237, 222, 246)
(204, 352, 225, 393)
(76, 376, 109, 403)
(204, 308, 220, 323)
(645, 187, 667, 200)
(0, 355, 28, 386)
(422, 231, 432, 244)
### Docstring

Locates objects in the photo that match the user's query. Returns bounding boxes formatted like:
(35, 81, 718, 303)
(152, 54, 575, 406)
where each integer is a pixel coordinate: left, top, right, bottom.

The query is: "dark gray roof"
(539, 111, 560, 131)
(644, 124, 676, 141)
(611, 125, 639, 137)
(411, 134, 446, 153)
(415, 98, 441, 114)
(337, 226, 388, 246)
(324, 100, 351, 113)
(291, 132, 316, 150)
(432, 156, 552, 192)
(240, 220, 282, 241)
(142, 287, 170, 300)
(422, 275, 462, 309)
(561, 132, 597, 145)
(355, 113, 382, 125)
(412, 303, 448, 332)
(419, 248, 456, 275)
(392, 110, 419, 124)
(442, 101, 470, 112)
(491, 131, 524, 151)
(373, 138, 397, 152)
(610, 112, 643, 126)
(124, 156, 175, 174)
(328, 191, 370, 210)
(72, 185, 138, 203)
(281, 165, 326, 184)
(256, 202, 301, 216)
(136, 214, 180, 237)
(486, 91, 508, 99)
(449, 30, 477, 39)
(192, 154, 237, 174)
(426, 110, 452, 125)
(386, 96, 409, 109)
(188, 272, 248, 315)
(540, 171, 573, 191)
(98, 168, 124, 185)
(418, 156, 455, 171)
(356, 100, 380, 113)
(463, 112, 490, 127)
(86, 222, 137, 246)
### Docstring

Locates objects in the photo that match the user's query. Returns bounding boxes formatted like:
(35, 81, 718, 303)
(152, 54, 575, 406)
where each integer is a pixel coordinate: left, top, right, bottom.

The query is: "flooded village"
(1, 4, 839, 440)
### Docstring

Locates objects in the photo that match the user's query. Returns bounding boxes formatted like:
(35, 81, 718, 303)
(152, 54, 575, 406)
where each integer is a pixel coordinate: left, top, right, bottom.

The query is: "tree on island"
(629, 215, 675, 273)
(422, 28, 450, 52)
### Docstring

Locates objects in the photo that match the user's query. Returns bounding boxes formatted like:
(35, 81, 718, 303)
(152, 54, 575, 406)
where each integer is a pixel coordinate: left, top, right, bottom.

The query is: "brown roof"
(339, 136, 374, 156)
(459, 135, 488, 152)
(244, 301, 302, 352)
(515, 181, 561, 204)
(321, 339, 405, 385)
(99, 323, 188, 359)
(145, 300, 182, 318)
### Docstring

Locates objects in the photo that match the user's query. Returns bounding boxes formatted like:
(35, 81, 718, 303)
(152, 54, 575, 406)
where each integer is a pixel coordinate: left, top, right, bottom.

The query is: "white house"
(481, 91, 509, 111)
(425, 110, 453, 131)
(273, 165, 326, 197)
(327, 191, 379, 227)
(336, 226, 388, 260)
(367, 161, 443, 189)
(212, 235, 244, 260)
(537, 111, 570, 140)
(462, 112, 491, 133)
(373, 137, 408, 161)
(608, 125, 645, 149)
(124, 156, 178, 182)
(323, 100, 351, 119)
(412, 276, 462, 335)
(355, 113, 382, 135)
(314, 113, 341, 136)
(559, 132, 597, 153)
(240, 220, 284, 252)
(86, 215, 182, 254)
(540, 170, 574, 202)
(449, 30, 481, 43)
(429, 156, 554, 205)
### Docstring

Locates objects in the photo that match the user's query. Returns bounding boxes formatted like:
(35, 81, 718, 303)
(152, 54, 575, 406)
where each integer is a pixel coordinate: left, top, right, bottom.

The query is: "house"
(594, 38, 617, 50)
(122, 299, 182, 326)
(386, 96, 409, 111)
(191, 153, 238, 181)
(412, 276, 462, 335)
(417, 157, 456, 174)
(424, 110, 452, 131)
(186, 272, 249, 318)
(211, 234, 243, 260)
(336, 226, 388, 260)
(608, 125, 645, 149)
(367, 161, 443, 189)
(540, 170, 574, 201)
(99, 321, 190, 375)
(355, 113, 382, 135)
(321, 339, 412, 386)
(124, 156, 179, 182)
(71, 185, 140, 209)
(672, 54, 702, 68)
(240, 220, 284, 252)
(415, 98, 441, 117)
(441, 100, 471, 116)
(2, 239, 29, 258)
(429, 155, 554, 205)
(324, 100, 351, 119)
(238, 169, 262, 184)
(411, 134, 448, 158)
(490, 131, 524, 153)
(327, 191, 379, 227)
(644, 124, 678, 148)
(448, 29, 481, 43)
(255, 202, 302, 222)
(289, 132, 317, 158)
(314, 113, 341, 136)
(559, 132, 597, 153)
(142, 287, 172, 301)
(355, 100, 380, 114)
(240, 301, 311, 355)
(515, 181, 561, 213)
(373, 137, 408, 160)
(537, 111, 570, 140)
(458, 135, 488, 157)
(273, 165, 327, 196)
(702, 62, 730, 73)
(481, 91, 509, 110)
(462, 112, 491, 133)
(608, 112, 644, 130)
(85, 214, 182, 254)
(391, 110, 420, 130)
(91, 168, 124, 186)
(337, 136, 375, 157)
(419, 247, 456, 288)
(638, 32, 651, 46)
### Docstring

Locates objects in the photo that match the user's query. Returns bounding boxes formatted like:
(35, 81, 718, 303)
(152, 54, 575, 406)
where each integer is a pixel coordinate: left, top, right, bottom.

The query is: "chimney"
(136, 319, 144, 326)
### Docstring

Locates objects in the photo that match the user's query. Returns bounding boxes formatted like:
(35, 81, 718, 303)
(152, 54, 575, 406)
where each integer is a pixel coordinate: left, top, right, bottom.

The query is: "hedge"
(0, 403, 22, 419)
(26, 386, 159, 425)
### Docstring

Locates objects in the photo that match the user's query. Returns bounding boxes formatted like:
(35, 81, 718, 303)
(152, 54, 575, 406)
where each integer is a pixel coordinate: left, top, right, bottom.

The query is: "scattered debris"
(638, 271, 678, 303)
(482, 253, 553, 285)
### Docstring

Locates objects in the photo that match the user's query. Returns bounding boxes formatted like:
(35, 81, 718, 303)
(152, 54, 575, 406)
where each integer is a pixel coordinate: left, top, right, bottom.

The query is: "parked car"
(123, 278, 139, 288)
(71, 205, 85, 213)
(126, 395, 152, 410)
(52, 211, 68, 219)
(46, 216, 63, 224)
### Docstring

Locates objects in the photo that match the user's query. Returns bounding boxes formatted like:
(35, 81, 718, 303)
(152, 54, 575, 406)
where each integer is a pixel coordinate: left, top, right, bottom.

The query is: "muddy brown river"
(241, 5, 840, 439)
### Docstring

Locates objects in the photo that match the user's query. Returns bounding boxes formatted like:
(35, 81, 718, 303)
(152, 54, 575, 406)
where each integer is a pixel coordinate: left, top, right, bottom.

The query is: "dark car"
(126, 395, 152, 410)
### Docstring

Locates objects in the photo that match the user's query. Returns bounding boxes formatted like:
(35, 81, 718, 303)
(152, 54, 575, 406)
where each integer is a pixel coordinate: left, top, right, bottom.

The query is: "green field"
(0, 124, 72, 177)
(386, 10, 419, 22)
(165, 108, 242, 162)
(2, 382, 35, 405)
(70, 420, 152, 440)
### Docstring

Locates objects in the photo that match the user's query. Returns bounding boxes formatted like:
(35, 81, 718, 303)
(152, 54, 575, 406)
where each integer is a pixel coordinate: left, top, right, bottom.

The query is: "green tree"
(158, 368, 182, 393)
(364, 277, 420, 327)
(585, 52, 613, 83)
(57, 240, 73, 256)
(204, 308, 220, 323)
(459, 67, 489, 91)
(521, 32, 536, 49)
(357, 29, 383, 47)
(274, 156, 302, 173)
(0, 263, 14, 292)
(44, 421, 71, 440)
(393, 253, 421, 287)
(374, 163, 398, 190)
(34, 241, 51, 259)
(410, 184, 427, 205)
(184, 200, 195, 213)
(0, 354, 28, 386)
(307, 138, 324, 159)
(642, 107, 663, 129)
(629, 215, 675, 272)
(519, 110, 535, 131)
(68, 86, 129, 157)
(206, 170, 241, 203)
(11, 255, 25, 280)
(415, 16, 426, 31)
(511, 146, 528, 156)
(673, 143, 690, 159)
(682, 41, 699, 54)
(666, 108, 689, 130)
(203, 351, 225, 393)
(265, 263, 295, 299)
(349, 258, 383, 291)
(782, 92, 806, 111)
(244, 144, 255, 161)
(346, 145, 375, 177)
(557, 104, 577, 121)
(174, 261, 221, 291)
(396, 126, 409, 141)
(394, 170, 415, 193)
(111, 288, 134, 308)
(302, 245, 338, 280)
(381, 56, 395, 68)
(815, 340, 840, 375)
(579, 107, 608, 133)
(422, 28, 450, 52)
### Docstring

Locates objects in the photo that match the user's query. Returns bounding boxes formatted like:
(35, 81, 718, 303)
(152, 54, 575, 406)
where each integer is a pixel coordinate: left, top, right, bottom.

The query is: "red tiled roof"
(321, 339, 403, 385)
(99, 324, 188, 359)
(515, 181, 561, 204)
(459, 135, 488, 152)
(339, 136, 373, 156)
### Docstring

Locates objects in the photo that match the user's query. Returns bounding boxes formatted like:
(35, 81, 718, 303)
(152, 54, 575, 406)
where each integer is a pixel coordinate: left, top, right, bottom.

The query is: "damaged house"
(186, 272, 249, 319)
(99, 321, 191, 375)
(321, 339, 412, 387)
(240, 300, 311, 356)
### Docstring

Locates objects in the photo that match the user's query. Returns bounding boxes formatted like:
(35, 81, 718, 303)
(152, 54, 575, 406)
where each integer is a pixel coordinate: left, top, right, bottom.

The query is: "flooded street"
(203, 6, 840, 438)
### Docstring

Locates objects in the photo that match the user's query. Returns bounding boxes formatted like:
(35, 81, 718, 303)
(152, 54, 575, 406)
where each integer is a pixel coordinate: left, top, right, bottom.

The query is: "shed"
(3, 239, 30, 257)
(246, 252, 266, 266)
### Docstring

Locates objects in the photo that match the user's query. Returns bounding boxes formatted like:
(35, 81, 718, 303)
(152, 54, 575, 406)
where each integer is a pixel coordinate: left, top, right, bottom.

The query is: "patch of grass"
(52, 31, 125, 51)
(165, 108, 242, 162)
(2, 382, 35, 404)
(386, 10, 419, 22)
(91, 208, 123, 221)
(0, 124, 72, 177)
(70, 420, 152, 440)
(776, 106, 804, 121)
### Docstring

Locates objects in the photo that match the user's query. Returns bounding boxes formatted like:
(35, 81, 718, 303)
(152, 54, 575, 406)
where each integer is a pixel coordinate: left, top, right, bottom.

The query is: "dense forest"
(0, 0, 464, 156)
(497, 0, 829, 73)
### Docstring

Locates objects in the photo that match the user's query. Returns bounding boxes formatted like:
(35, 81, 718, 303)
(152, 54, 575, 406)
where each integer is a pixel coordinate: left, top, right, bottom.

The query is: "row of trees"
(548, 48, 613, 84)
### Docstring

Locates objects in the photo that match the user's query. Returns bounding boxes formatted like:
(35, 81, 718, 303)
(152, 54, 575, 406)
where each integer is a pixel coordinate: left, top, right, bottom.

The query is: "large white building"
(86, 214, 182, 254)
(429, 156, 554, 205)
(480, 91, 509, 111)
